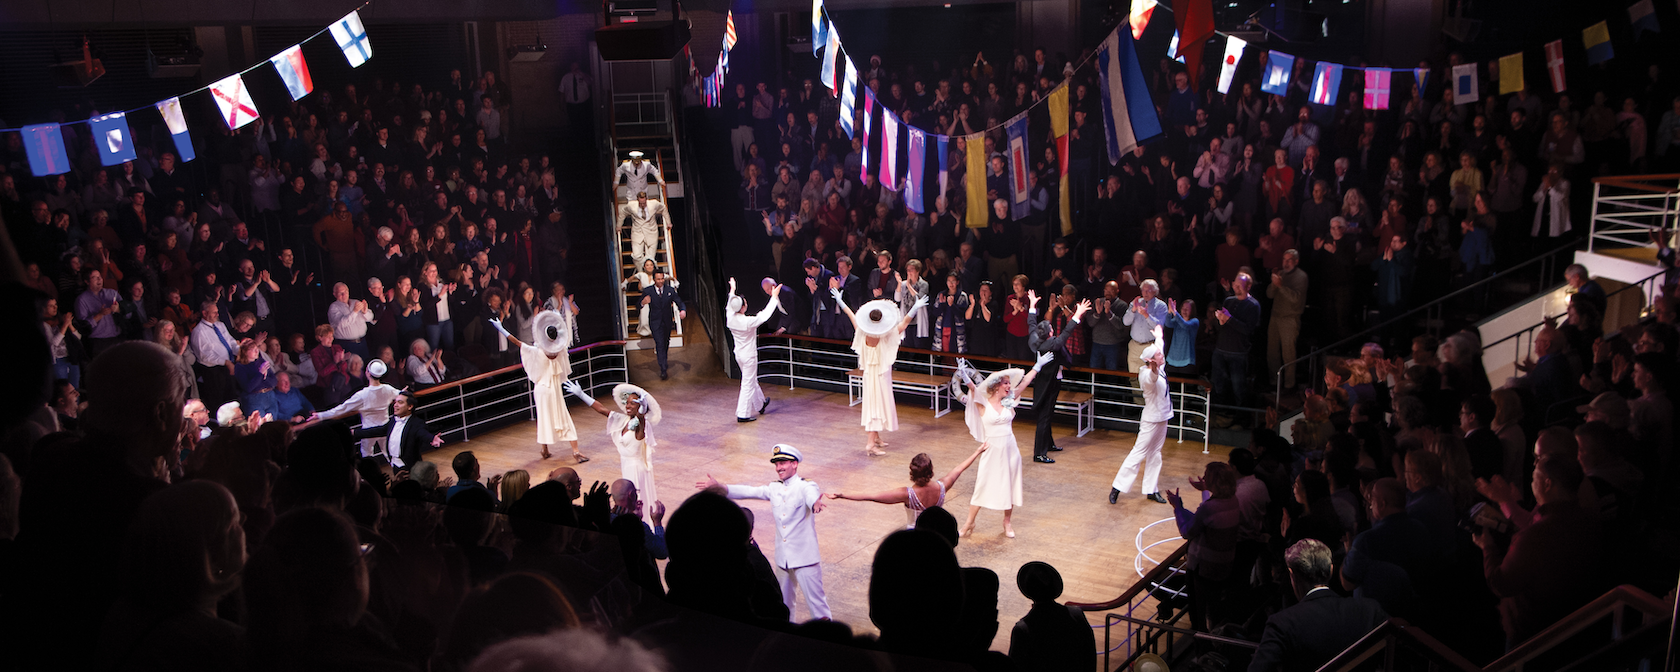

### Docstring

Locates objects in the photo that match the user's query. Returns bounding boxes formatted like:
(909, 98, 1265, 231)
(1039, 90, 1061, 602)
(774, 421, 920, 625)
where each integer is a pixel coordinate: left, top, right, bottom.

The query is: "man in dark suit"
(1249, 539, 1388, 672)
(759, 277, 803, 335)
(801, 257, 838, 337)
(830, 255, 866, 340)
(349, 390, 443, 469)
(1025, 290, 1090, 463)
(641, 268, 686, 380)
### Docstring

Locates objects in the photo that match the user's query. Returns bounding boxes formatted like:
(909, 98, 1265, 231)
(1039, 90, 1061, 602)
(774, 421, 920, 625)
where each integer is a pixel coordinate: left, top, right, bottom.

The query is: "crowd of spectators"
(7, 66, 577, 420)
(726, 44, 1680, 422)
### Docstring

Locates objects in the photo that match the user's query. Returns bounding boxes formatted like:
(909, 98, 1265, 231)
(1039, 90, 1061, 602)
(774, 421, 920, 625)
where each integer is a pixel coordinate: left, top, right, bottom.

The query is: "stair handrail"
(656, 147, 682, 338)
(1314, 618, 1481, 672)
(1484, 584, 1672, 672)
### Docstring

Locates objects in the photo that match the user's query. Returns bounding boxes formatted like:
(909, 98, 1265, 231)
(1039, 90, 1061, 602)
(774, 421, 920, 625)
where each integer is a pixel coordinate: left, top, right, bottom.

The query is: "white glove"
(488, 318, 511, 338)
(910, 294, 930, 313)
(562, 379, 594, 405)
(1031, 350, 1055, 372)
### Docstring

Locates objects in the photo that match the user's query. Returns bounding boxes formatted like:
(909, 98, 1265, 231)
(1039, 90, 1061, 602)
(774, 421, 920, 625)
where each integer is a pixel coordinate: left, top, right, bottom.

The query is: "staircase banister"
(1590, 174, 1680, 193)
(1314, 618, 1481, 672)
(1484, 584, 1673, 672)
(1065, 544, 1189, 612)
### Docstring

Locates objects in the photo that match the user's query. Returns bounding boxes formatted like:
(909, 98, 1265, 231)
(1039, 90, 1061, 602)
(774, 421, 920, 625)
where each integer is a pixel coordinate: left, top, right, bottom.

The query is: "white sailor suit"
(613, 160, 664, 201)
(1113, 359, 1172, 495)
(618, 199, 668, 264)
(726, 475, 829, 620)
(727, 294, 782, 419)
(316, 383, 401, 458)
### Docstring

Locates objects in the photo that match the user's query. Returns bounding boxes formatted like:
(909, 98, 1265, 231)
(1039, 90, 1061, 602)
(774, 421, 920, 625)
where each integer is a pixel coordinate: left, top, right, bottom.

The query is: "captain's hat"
(770, 444, 803, 463)
(628, 150, 645, 158)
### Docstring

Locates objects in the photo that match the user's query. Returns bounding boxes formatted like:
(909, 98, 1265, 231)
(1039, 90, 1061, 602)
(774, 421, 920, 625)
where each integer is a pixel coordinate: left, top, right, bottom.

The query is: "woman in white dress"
(833, 288, 928, 456)
(567, 382, 661, 505)
(489, 310, 588, 462)
(825, 447, 987, 529)
(622, 259, 681, 336)
(956, 353, 1053, 538)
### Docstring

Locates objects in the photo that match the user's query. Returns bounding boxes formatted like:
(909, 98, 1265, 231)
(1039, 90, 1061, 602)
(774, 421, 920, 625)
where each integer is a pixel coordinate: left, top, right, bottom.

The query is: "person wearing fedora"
(1112, 326, 1173, 504)
(567, 381, 662, 505)
(311, 358, 401, 459)
(613, 150, 665, 202)
(833, 288, 929, 456)
(490, 310, 589, 463)
(727, 278, 783, 422)
(697, 444, 830, 621)
(1026, 289, 1092, 463)
(642, 269, 686, 380)
(954, 352, 1054, 538)
(1008, 561, 1097, 671)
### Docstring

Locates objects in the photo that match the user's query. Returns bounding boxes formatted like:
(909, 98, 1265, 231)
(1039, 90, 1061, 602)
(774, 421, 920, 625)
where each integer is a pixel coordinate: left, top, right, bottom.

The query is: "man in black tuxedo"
(759, 277, 803, 335)
(801, 258, 836, 336)
(350, 390, 443, 469)
(1025, 290, 1089, 464)
(1249, 539, 1388, 672)
(641, 268, 686, 380)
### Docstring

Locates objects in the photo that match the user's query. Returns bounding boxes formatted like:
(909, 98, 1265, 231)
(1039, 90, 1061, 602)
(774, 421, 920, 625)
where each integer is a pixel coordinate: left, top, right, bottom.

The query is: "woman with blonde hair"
(499, 469, 531, 510)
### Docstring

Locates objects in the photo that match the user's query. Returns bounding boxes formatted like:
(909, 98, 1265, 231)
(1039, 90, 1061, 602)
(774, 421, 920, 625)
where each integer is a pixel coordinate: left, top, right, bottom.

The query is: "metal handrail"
(1273, 238, 1579, 404)
(1314, 618, 1481, 672)
(406, 340, 629, 441)
(1485, 585, 1671, 672)
(755, 333, 1213, 449)
(1482, 268, 1668, 371)
(1587, 174, 1680, 253)
(1067, 544, 1190, 671)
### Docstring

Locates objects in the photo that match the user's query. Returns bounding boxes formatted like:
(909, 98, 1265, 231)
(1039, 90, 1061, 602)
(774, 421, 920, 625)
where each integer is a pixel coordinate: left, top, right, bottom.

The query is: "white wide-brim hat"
(532, 310, 570, 355)
(612, 383, 662, 424)
(981, 368, 1024, 395)
(855, 299, 902, 337)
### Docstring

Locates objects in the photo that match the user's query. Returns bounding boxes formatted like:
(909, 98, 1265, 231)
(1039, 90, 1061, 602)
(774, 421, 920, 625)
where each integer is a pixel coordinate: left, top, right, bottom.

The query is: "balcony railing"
(408, 340, 629, 441)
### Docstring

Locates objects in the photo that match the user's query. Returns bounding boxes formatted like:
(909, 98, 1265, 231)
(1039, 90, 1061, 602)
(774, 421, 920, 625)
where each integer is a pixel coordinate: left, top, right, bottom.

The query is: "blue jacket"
(1165, 311, 1199, 369)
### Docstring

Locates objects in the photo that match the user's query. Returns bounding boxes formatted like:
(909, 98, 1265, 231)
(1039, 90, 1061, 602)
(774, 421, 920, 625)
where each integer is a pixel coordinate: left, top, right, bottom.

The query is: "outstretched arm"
(489, 318, 526, 348)
(563, 379, 611, 416)
(832, 287, 859, 326)
(897, 294, 930, 333)
(825, 488, 911, 504)
(938, 443, 989, 491)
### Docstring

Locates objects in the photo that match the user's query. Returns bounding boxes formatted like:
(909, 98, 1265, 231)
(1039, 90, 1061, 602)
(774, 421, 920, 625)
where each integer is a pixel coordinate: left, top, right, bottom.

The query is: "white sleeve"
(725, 484, 770, 501)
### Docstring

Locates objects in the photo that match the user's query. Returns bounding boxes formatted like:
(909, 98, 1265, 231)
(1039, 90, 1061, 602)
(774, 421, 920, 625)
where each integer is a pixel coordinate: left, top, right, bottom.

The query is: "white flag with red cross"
(210, 73, 260, 130)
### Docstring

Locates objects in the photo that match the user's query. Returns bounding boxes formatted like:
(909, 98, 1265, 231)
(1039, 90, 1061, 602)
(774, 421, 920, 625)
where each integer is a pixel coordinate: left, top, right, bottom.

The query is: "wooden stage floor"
(423, 344, 1233, 651)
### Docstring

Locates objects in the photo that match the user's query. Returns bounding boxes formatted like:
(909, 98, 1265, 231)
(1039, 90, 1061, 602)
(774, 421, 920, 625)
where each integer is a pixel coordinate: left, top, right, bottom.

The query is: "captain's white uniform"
(726, 475, 829, 620)
(618, 199, 668, 264)
(1113, 360, 1172, 495)
(317, 383, 401, 457)
(727, 294, 782, 419)
(613, 160, 664, 201)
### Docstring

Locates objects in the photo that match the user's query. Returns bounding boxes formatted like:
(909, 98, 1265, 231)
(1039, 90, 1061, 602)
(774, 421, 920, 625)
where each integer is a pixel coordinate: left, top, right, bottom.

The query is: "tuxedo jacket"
(643, 283, 686, 334)
(352, 414, 439, 468)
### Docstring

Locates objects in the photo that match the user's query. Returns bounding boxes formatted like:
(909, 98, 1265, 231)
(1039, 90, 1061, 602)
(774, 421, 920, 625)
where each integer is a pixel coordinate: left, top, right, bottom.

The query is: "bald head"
(548, 467, 582, 500)
(1369, 478, 1407, 519)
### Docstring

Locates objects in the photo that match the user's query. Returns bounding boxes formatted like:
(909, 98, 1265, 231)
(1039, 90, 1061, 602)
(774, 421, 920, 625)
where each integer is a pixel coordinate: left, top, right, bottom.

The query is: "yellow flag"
(966, 132, 989, 228)
(1059, 172, 1073, 236)
(1498, 52, 1524, 95)
(1049, 85, 1069, 138)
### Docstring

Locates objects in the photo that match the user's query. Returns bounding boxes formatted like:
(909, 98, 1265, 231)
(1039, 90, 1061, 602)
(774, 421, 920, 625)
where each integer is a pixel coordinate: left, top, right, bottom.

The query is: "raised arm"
(563, 379, 611, 417)
(488, 318, 527, 348)
(825, 487, 911, 504)
(938, 443, 989, 491)
(831, 287, 858, 326)
(897, 294, 929, 333)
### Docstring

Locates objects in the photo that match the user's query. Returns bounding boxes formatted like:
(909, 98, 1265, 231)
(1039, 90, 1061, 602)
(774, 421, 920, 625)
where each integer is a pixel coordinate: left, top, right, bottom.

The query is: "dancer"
(826, 446, 987, 529)
(622, 259, 680, 336)
(312, 359, 400, 459)
(1026, 290, 1091, 463)
(834, 286, 927, 456)
(697, 444, 829, 620)
(567, 380, 661, 505)
(1111, 326, 1172, 504)
(618, 191, 668, 263)
(726, 277, 782, 422)
(958, 351, 1055, 538)
(489, 310, 588, 462)
(613, 150, 665, 201)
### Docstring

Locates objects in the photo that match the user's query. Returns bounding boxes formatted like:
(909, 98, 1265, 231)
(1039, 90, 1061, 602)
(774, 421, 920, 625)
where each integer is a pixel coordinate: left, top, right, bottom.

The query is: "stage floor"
(424, 345, 1233, 651)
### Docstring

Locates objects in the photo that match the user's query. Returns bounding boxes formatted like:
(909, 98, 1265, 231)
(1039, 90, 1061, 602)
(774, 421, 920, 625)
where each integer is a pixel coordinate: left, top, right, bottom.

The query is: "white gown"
(853, 328, 903, 432)
(520, 343, 578, 444)
(609, 411, 657, 505)
(969, 403, 1023, 511)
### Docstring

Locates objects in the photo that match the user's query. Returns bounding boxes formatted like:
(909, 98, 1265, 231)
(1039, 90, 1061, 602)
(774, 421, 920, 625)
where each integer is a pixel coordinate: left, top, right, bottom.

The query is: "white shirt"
(727, 295, 782, 361)
(190, 320, 238, 367)
(726, 474, 823, 569)
(387, 415, 410, 468)
(560, 72, 591, 104)
(317, 382, 400, 428)
(328, 299, 374, 341)
(408, 354, 446, 384)
(432, 284, 451, 322)
(614, 160, 663, 198)
(1139, 363, 1172, 423)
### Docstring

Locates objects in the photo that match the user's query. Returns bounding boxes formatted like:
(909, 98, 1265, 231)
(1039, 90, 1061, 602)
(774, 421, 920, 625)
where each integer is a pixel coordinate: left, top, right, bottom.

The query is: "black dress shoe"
(1048, 445, 1064, 452)
(1033, 455, 1056, 464)
(761, 399, 771, 414)
(1147, 492, 1169, 504)
(659, 371, 668, 380)
(737, 417, 757, 423)
(1109, 488, 1120, 504)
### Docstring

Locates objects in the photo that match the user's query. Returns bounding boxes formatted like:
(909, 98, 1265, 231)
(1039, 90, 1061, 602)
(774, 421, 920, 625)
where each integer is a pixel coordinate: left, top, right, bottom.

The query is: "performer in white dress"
(311, 359, 400, 458)
(568, 381, 661, 506)
(833, 288, 927, 456)
(956, 352, 1055, 538)
(825, 446, 987, 529)
(622, 259, 681, 336)
(1111, 326, 1173, 504)
(612, 150, 665, 201)
(726, 277, 782, 422)
(618, 191, 668, 264)
(489, 310, 588, 462)
(698, 444, 829, 621)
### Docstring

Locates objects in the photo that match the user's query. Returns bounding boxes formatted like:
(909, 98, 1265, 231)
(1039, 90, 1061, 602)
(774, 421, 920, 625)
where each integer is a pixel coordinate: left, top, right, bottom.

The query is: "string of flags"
(698, 10, 738, 107)
(17, 6, 372, 177)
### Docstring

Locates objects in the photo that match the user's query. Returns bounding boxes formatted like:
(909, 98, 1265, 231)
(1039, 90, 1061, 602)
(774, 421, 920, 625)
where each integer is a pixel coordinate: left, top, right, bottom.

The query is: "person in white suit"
(619, 191, 667, 263)
(698, 444, 829, 620)
(613, 150, 664, 201)
(489, 310, 589, 463)
(727, 278, 782, 422)
(311, 359, 400, 459)
(1111, 326, 1173, 504)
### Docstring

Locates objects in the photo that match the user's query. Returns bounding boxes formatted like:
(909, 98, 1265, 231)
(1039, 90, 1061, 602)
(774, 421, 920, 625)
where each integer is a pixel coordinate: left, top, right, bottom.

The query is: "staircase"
(609, 92, 686, 351)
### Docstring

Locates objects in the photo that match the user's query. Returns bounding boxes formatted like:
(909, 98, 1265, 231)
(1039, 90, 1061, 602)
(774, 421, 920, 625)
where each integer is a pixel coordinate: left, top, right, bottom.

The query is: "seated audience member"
(610, 478, 668, 560)
(1007, 561, 1096, 672)
(1476, 454, 1606, 647)
(1341, 478, 1431, 618)
(448, 451, 501, 503)
(1249, 539, 1388, 672)
(272, 371, 315, 422)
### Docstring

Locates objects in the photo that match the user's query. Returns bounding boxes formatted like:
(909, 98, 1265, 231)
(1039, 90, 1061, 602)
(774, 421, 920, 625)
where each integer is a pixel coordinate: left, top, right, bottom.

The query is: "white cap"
(727, 295, 745, 313)
(628, 150, 644, 158)
(368, 360, 388, 378)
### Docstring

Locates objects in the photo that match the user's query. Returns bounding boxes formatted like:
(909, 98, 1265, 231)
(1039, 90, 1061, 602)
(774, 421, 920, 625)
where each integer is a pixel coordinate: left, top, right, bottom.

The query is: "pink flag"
(1545, 40, 1567, 93)
(881, 112, 900, 189)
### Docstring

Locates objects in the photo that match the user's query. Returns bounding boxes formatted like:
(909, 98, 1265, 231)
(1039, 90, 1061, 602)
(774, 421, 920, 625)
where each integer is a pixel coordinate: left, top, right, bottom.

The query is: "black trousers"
(1033, 363, 1062, 457)
(195, 362, 233, 409)
(653, 327, 671, 374)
